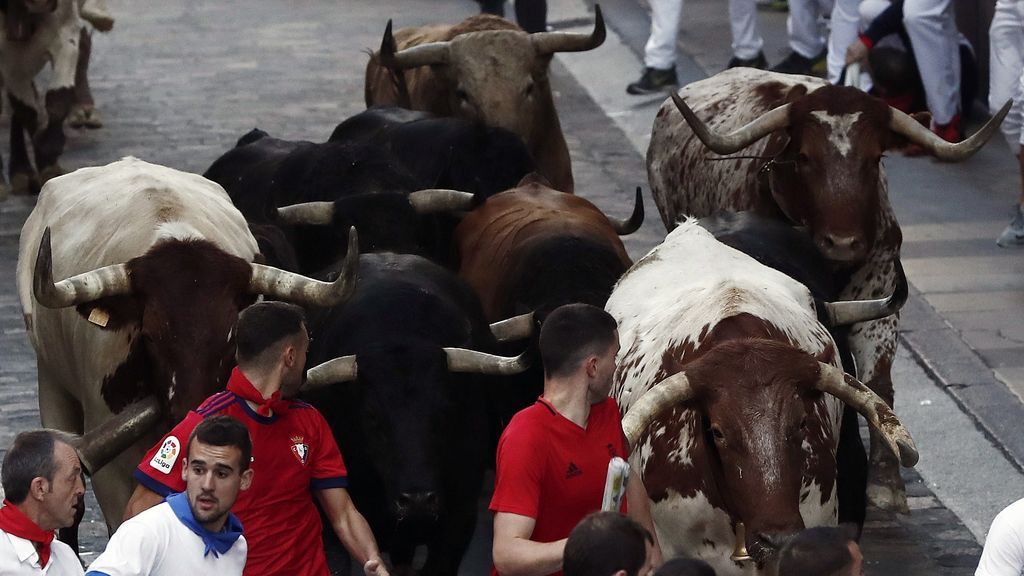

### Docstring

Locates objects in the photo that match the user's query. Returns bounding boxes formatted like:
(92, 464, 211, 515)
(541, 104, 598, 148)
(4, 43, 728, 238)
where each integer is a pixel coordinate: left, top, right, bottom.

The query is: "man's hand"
(364, 558, 390, 576)
(845, 39, 869, 65)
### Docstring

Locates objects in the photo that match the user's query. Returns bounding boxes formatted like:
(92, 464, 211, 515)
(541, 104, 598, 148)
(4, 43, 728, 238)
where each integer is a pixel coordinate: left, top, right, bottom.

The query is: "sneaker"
(626, 67, 678, 95)
(903, 114, 962, 157)
(770, 50, 825, 76)
(727, 51, 768, 70)
(997, 205, 1024, 247)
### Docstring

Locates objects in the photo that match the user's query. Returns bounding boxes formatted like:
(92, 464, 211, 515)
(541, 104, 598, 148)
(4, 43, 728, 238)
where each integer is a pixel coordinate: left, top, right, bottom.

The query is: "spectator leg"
(903, 0, 960, 126)
(514, 0, 547, 33)
(729, 0, 764, 60)
(827, 0, 861, 83)
(787, 0, 829, 58)
(644, 0, 685, 70)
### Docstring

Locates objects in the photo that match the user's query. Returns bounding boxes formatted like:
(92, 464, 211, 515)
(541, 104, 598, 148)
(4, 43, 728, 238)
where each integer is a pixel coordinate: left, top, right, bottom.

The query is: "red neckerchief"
(225, 367, 290, 416)
(0, 500, 54, 568)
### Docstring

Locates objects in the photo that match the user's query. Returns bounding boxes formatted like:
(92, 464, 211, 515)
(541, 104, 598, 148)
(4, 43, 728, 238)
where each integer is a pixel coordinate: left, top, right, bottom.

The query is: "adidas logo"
(566, 462, 582, 479)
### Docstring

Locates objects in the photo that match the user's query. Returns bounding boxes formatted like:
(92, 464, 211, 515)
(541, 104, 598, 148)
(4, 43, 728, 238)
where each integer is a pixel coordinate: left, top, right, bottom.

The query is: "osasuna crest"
(290, 436, 309, 466)
(149, 436, 180, 474)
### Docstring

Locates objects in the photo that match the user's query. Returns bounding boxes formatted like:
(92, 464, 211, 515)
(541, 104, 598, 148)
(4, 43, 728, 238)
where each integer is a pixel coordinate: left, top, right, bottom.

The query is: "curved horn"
(621, 372, 698, 447)
(608, 187, 644, 235)
(489, 312, 535, 342)
(75, 396, 162, 474)
(276, 202, 335, 226)
(407, 189, 477, 214)
(249, 227, 359, 307)
(531, 4, 606, 55)
(824, 259, 908, 326)
(33, 227, 132, 309)
(814, 362, 919, 467)
(889, 99, 1011, 162)
(444, 348, 531, 375)
(671, 91, 791, 155)
(380, 19, 451, 71)
(304, 355, 359, 390)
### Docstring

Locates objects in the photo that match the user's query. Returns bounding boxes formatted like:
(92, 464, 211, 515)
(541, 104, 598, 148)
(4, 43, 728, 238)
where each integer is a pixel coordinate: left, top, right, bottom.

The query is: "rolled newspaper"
(601, 456, 630, 512)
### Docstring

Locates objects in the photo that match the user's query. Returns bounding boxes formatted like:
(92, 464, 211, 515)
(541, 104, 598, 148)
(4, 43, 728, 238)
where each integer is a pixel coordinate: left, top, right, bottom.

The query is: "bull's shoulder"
(447, 14, 521, 37)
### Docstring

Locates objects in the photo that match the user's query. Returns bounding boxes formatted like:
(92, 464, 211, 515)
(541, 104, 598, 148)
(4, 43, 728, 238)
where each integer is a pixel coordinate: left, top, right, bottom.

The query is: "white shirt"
(978, 498, 1024, 576)
(84, 502, 247, 576)
(0, 530, 84, 575)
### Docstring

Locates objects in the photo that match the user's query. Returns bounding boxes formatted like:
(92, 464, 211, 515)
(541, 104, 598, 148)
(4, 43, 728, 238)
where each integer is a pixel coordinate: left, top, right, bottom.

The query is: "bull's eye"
(797, 152, 810, 164)
(799, 417, 808, 429)
(710, 425, 725, 441)
(524, 82, 534, 97)
(455, 88, 469, 102)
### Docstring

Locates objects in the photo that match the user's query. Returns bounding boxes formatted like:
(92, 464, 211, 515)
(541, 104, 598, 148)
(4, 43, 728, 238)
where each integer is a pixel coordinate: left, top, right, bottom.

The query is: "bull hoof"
(68, 105, 104, 129)
(867, 482, 910, 514)
(10, 173, 38, 196)
(39, 165, 66, 187)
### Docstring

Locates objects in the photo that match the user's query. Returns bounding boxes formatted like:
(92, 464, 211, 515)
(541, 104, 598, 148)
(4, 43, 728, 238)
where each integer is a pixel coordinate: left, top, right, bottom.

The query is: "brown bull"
(364, 8, 606, 194)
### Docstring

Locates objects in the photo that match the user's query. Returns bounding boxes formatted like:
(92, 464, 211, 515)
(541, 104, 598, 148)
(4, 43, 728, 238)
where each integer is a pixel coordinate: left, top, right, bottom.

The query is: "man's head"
(564, 512, 654, 576)
(652, 558, 715, 576)
(182, 416, 254, 532)
(539, 303, 619, 403)
(1, 429, 85, 531)
(235, 301, 308, 397)
(777, 526, 862, 576)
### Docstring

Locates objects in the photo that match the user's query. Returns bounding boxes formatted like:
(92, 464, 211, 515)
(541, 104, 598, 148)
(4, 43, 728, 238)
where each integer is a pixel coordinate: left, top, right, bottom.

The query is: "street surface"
(1, 0, 1023, 574)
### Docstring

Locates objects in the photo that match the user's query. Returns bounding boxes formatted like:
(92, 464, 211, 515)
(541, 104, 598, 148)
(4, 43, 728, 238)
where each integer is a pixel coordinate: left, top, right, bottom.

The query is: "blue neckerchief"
(165, 492, 244, 558)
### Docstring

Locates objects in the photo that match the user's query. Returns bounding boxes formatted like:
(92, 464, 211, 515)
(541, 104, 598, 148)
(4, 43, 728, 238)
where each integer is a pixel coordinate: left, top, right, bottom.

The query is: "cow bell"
(731, 521, 752, 563)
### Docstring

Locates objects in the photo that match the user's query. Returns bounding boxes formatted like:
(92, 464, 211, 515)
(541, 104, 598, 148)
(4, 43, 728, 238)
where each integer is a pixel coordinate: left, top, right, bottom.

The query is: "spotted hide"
(647, 68, 1006, 511)
(608, 221, 916, 576)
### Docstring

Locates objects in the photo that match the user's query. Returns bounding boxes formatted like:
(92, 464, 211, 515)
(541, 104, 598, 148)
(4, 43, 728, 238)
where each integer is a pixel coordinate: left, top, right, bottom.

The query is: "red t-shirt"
(489, 397, 629, 576)
(134, 389, 348, 576)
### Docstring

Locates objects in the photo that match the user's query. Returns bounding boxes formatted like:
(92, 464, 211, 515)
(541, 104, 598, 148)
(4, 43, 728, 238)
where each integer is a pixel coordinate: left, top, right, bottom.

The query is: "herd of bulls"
(10, 5, 1013, 575)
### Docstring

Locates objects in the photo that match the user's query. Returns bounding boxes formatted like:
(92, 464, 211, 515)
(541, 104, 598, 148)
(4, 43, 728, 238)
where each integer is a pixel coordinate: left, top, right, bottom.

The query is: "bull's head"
(670, 88, 1010, 264)
(621, 339, 917, 565)
(378, 8, 605, 146)
(32, 227, 359, 431)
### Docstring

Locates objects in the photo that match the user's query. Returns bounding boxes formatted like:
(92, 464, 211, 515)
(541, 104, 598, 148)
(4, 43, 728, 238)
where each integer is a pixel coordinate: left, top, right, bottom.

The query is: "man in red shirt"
(490, 304, 663, 576)
(123, 302, 388, 576)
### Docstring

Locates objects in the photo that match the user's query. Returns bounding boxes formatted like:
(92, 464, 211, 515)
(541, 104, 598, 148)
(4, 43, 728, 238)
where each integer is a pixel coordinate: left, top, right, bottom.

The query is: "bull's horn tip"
(898, 440, 919, 467)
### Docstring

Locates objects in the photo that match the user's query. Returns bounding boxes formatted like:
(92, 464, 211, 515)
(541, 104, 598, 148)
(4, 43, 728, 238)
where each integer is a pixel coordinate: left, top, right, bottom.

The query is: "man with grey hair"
(0, 429, 85, 575)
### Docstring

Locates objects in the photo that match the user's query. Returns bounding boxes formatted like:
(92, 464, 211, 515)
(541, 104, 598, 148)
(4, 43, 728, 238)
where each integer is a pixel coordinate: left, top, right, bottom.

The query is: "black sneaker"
(727, 51, 768, 70)
(997, 204, 1024, 247)
(770, 50, 825, 75)
(626, 67, 678, 95)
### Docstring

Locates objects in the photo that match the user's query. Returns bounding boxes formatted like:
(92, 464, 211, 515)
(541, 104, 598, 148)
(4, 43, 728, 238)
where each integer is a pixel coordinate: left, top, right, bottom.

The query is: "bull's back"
(647, 69, 825, 230)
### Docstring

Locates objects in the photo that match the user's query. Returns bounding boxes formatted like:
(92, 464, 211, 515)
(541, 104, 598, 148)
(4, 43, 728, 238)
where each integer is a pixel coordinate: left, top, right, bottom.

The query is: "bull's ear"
(782, 84, 809, 105)
(75, 295, 142, 331)
(886, 111, 931, 150)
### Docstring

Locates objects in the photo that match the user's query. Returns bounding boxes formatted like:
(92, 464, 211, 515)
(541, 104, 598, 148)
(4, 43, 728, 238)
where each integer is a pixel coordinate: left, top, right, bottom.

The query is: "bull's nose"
(397, 491, 440, 513)
(817, 233, 866, 262)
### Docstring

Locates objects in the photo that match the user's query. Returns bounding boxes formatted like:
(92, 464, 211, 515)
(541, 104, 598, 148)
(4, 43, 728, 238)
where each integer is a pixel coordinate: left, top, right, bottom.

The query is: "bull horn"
(407, 189, 477, 214)
(33, 227, 132, 309)
(249, 227, 359, 307)
(531, 4, 606, 55)
(814, 362, 919, 467)
(304, 355, 359, 390)
(889, 99, 1011, 162)
(823, 259, 908, 326)
(608, 187, 644, 235)
(621, 372, 697, 447)
(380, 18, 450, 70)
(489, 312, 535, 342)
(444, 348, 531, 375)
(75, 396, 162, 475)
(670, 92, 791, 155)
(276, 202, 335, 226)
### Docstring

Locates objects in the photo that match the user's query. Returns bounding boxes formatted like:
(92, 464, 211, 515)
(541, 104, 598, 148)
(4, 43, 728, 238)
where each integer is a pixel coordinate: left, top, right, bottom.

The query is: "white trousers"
(903, 0, 961, 124)
(990, 0, 1024, 153)
(644, 0, 684, 69)
(730, 0, 764, 60)
(787, 0, 834, 58)
(827, 0, 863, 82)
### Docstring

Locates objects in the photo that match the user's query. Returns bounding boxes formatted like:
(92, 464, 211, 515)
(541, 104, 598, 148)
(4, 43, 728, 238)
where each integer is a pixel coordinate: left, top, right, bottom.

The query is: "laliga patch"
(290, 436, 309, 466)
(149, 436, 180, 474)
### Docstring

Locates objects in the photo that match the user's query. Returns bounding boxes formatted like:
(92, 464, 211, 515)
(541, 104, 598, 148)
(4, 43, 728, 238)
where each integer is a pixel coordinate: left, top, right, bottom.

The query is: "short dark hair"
(187, 416, 253, 472)
(564, 512, 653, 576)
(539, 304, 618, 378)
(1, 429, 77, 504)
(653, 558, 716, 576)
(235, 301, 306, 366)
(777, 526, 856, 576)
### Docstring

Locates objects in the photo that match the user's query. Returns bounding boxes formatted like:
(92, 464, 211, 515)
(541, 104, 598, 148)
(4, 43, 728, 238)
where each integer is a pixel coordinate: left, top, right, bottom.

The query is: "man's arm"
(492, 512, 565, 576)
(626, 474, 663, 572)
(315, 487, 389, 576)
(123, 484, 165, 521)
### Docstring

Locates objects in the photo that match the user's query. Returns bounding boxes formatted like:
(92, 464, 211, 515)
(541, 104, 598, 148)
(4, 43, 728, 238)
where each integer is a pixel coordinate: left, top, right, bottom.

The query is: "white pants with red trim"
(990, 0, 1024, 153)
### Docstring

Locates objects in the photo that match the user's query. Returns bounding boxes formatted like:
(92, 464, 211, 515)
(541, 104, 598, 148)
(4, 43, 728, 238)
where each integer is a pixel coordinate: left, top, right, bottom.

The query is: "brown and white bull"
(363, 8, 606, 194)
(16, 157, 358, 531)
(646, 67, 1007, 511)
(608, 221, 918, 576)
(0, 0, 84, 198)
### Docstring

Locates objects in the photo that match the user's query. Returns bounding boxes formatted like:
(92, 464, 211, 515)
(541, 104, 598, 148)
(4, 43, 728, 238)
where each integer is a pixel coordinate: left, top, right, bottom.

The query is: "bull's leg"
(34, 86, 75, 183)
(69, 28, 103, 129)
(7, 91, 39, 194)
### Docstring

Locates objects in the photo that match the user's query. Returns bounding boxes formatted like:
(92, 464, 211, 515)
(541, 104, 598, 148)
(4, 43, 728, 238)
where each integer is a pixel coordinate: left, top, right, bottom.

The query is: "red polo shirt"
(489, 396, 629, 576)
